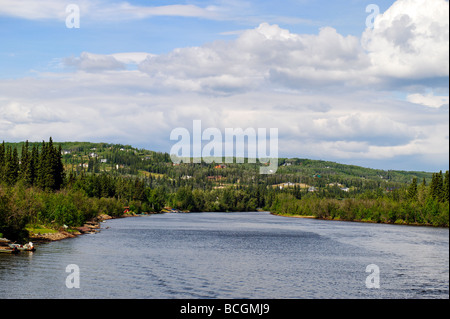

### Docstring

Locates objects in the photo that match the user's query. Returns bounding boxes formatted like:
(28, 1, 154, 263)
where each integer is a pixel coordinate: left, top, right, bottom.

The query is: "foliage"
(1, 139, 448, 242)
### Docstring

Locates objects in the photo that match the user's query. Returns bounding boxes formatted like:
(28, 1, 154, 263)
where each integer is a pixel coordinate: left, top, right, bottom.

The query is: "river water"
(0, 211, 448, 299)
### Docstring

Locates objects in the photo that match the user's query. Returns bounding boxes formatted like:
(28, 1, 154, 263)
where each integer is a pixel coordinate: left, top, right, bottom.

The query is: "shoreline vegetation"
(269, 194, 449, 227)
(25, 212, 134, 242)
(1, 139, 448, 244)
(271, 212, 447, 227)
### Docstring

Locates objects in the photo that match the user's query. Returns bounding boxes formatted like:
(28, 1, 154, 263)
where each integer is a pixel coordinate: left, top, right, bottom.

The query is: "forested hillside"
(1, 139, 448, 242)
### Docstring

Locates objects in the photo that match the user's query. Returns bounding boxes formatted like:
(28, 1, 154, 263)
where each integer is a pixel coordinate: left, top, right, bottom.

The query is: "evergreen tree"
(35, 138, 65, 191)
(444, 171, 449, 203)
(407, 177, 418, 201)
(28, 145, 39, 186)
(36, 141, 49, 190)
(19, 140, 30, 184)
(430, 171, 445, 202)
(53, 144, 65, 190)
(4, 146, 19, 186)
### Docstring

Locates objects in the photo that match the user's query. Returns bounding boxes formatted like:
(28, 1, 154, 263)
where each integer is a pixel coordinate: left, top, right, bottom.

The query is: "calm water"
(0, 211, 448, 299)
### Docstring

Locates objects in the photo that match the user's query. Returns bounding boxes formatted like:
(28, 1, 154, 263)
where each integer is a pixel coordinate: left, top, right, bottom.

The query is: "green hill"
(1, 139, 448, 243)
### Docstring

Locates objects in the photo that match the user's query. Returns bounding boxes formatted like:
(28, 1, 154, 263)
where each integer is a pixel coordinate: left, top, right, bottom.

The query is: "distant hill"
(1, 140, 448, 242)
(5, 141, 434, 188)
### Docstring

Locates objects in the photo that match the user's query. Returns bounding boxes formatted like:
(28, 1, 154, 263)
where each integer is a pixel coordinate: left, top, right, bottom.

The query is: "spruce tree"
(437, 171, 445, 202)
(36, 141, 48, 190)
(444, 171, 449, 203)
(19, 140, 30, 184)
(430, 171, 445, 202)
(34, 138, 65, 191)
(54, 144, 65, 190)
(407, 177, 418, 201)
(26, 145, 39, 186)
(4, 146, 19, 186)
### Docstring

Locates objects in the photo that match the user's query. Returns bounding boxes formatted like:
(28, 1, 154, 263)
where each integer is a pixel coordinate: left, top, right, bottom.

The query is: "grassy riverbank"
(270, 194, 449, 227)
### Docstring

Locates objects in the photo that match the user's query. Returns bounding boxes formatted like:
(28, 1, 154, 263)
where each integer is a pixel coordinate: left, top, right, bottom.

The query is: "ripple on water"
(0, 212, 448, 299)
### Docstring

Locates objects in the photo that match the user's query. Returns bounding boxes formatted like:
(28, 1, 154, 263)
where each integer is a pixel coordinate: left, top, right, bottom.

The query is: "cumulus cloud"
(362, 0, 449, 80)
(407, 93, 449, 108)
(137, 0, 448, 94)
(64, 52, 126, 72)
(0, 0, 448, 171)
(110, 52, 152, 65)
(137, 23, 372, 94)
(312, 113, 417, 146)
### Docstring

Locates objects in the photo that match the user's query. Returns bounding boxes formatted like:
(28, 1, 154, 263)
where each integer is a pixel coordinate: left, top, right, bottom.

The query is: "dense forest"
(0, 138, 448, 242)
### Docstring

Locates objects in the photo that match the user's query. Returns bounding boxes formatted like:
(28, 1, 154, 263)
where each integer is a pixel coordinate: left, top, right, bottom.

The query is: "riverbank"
(18, 207, 447, 244)
(270, 212, 445, 227)
(27, 210, 179, 242)
(28, 213, 145, 242)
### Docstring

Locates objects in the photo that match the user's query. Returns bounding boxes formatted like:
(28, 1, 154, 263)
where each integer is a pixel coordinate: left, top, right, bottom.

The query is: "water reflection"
(0, 212, 448, 299)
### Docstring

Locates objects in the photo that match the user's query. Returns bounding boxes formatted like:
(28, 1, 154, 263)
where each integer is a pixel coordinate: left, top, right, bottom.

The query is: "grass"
(138, 170, 165, 178)
(26, 224, 59, 235)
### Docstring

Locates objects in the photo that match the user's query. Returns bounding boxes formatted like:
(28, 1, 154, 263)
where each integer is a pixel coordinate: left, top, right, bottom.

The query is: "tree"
(19, 141, 33, 186)
(430, 171, 445, 202)
(28, 145, 39, 186)
(53, 144, 65, 190)
(176, 186, 195, 211)
(36, 138, 65, 191)
(407, 177, 418, 202)
(444, 171, 449, 203)
(147, 186, 167, 212)
(4, 146, 19, 186)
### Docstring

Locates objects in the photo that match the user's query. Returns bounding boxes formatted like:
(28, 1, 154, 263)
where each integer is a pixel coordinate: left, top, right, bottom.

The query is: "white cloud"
(407, 93, 449, 108)
(0, 0, 448, 171)
(0, 0, 221, 21)
(137, 23, 373, 94)
(136, 0, 449, 94)
(362, 0, 449, 79)
(91, 2, 220, 21)
(0, 69, 448, 170)
(110, 52, 153, 65)
(64, 52, 125, 72)
(0, 0, 69, 20)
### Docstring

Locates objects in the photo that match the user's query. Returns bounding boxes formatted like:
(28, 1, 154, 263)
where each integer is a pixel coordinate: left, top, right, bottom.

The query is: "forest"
(0, 138, 448, 242)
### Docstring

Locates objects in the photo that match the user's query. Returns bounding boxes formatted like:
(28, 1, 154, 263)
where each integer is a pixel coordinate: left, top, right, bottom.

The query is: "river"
(0, 211, 448, 299)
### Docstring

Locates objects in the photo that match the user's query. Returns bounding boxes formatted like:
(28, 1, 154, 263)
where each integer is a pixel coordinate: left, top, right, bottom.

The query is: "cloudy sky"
(0, 0, 448, 172)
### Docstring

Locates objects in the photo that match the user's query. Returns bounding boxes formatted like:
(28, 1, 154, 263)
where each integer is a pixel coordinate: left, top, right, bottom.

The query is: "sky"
(0, 0, 448, 172)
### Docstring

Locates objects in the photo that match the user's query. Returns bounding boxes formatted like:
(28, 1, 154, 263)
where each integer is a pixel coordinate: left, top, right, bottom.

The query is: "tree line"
(0, 138, 64, 191)
(1, 138, 449, 242)
(271, 171, 449, 227)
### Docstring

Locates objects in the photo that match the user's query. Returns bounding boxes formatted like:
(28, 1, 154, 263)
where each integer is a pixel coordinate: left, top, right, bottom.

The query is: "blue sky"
(1, 0, 396, 76)
(0, 0, 448, 172)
